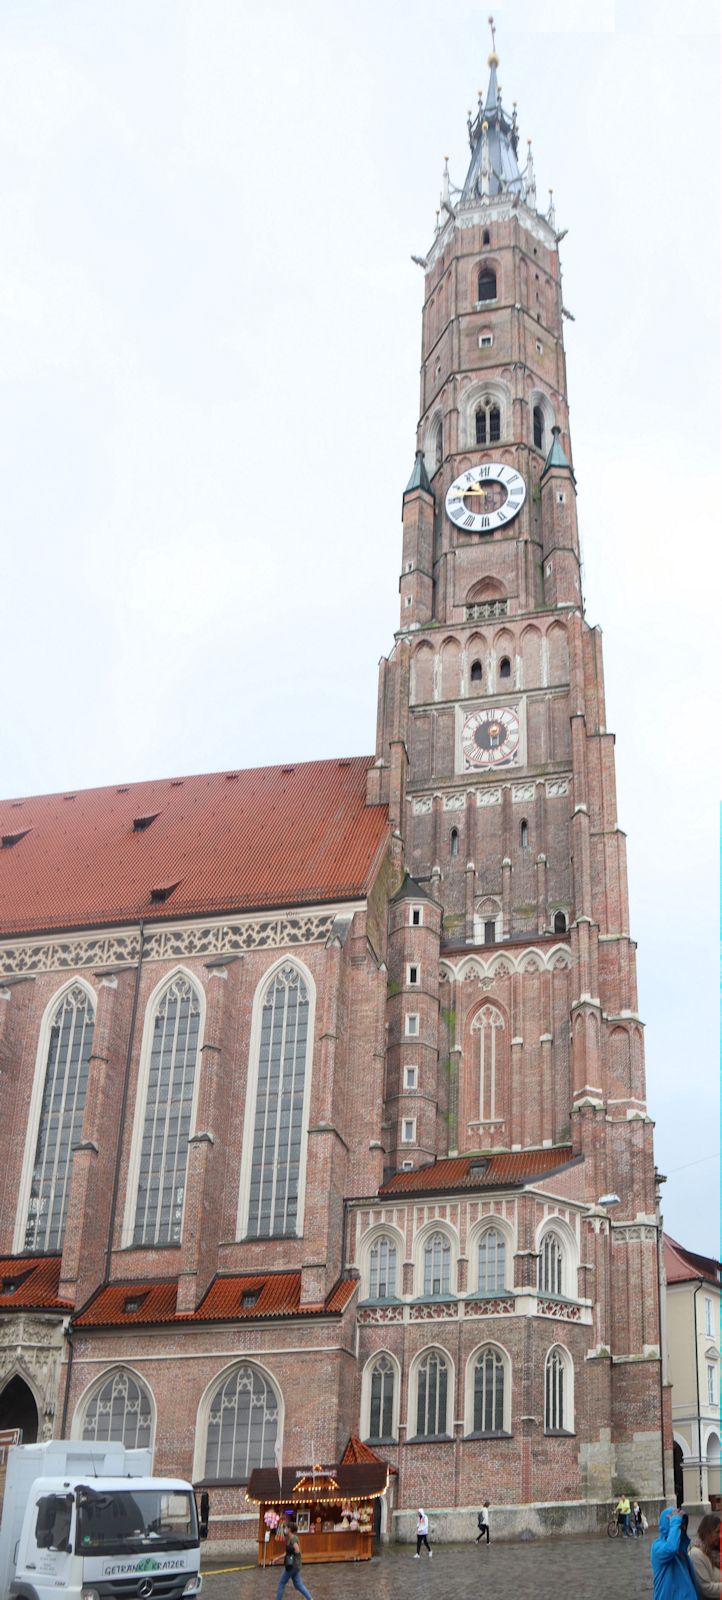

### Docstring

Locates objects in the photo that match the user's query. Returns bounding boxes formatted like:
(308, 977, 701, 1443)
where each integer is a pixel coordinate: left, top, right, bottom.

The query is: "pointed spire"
(461, 17, 523, 204)
(525, 139, 536, 209)
(404, 449, 432, 496)
(541, 426, 574, 480)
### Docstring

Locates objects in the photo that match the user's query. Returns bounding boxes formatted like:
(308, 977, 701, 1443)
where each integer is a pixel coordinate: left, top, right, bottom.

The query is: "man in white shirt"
(415, 1508, 432, 1558)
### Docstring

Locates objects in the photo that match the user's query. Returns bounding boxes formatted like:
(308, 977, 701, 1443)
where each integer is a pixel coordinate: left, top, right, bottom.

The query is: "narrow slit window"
(489, 406, 501, 443)
(450, 828, 459, 858)
(533, 405, 545, 451)
(484, 920, 496, 946)
(520, 819, 529, 849)
(475, 409, 486, 445)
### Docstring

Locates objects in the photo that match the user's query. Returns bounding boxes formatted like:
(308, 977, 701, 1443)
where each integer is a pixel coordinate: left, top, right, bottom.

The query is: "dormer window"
(241, 1289, 261, 1310)
(133, 812, 160, 832)
(123, 1293, 148, 1315)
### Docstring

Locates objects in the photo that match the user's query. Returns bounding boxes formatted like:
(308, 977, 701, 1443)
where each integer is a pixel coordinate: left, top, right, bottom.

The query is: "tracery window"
(81, 1369, 152, 1449)
(24, 985, 95, 1252)
(545, 1347, 571, 1431)
(369, 1236, 397, 1300)
(416, 1350, 449, 1437)
(132, 976, 201, 1246)
(368, 1355, 395, 1441)
(475, 404, 501, 445)
(204, 1365, 279, 1481)
(247, 965, 310, 1238)
(478, 1227, 506, 1294)
(423, 1231, 451, 1297)
(538, 1231, 565, 1296)
(473, 1346, 505, 1433)
(471, 1005, 505, 1122)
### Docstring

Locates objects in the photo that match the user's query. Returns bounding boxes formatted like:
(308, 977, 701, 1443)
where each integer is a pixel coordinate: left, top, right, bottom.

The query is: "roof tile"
(0, 1256, 72, 1311)
(74, 1272, 358, 1327)
(664, 1234, 721, 1285)
(379, 1147, 577, 1197)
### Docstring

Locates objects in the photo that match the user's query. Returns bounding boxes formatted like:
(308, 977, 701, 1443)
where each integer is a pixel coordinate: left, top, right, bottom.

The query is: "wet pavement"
(203, 1530, 660, 1600)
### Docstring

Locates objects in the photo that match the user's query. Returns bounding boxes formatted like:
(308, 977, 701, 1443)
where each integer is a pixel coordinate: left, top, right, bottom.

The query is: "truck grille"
(96, 1577, 192, 1600)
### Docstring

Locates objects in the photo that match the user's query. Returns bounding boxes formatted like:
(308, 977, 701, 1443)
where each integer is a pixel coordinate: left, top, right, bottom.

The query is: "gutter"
(693, 1278, 705, 1503)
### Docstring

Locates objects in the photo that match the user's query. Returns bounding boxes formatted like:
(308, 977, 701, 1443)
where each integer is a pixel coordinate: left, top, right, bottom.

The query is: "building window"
(484, 919, 496, 945)
(81, 1369, 152, 1450)
(416, 1350, 449, 1437)
(705, 1297, 714, 1337)
(478, 268, 497, 302)
(401, 1118, 416, 1144)
(482, 229, 490, 245)
(545, 1347, 571, 1432)
(539, 1232, 565, 1296)
(553, 911, 568, 934)
(246, 965, 310, 1239)
(369, 1236, 397, 1300)
(470, 659, 483, 684)
(132, 976, 201, 1247)
(450, 828, 459, 858)
(478, 1227, 506, 1294)
(368, 1355, 395, 1441)
(476, 404, 501, 445)
(473, 1346, 505, 1433)
(204, 1365, 279, 1481)
(407, 964, 420, 987)
(533, 406, 544, 450)
(404, 1065, 418, 1090)
(24, 985, 95, 1252)
(499, 656, 511, 679)
(479, 333, 493, 348)
(405, 1013, 419, 1037)
(471, 1004, 505, 1121)
(520, 819, 529, 849)
(423, 1232, 451, 1296)
(410, 906, 423, 926)
(708, 1364, 717, 1406)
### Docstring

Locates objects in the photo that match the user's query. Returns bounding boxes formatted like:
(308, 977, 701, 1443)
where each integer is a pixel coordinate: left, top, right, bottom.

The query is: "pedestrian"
(650, 1508, 697, 1600)
(415, 1507, 432, 1558)
(475, 1502, 490, 1544)
(615, 1493, 633, 1537)
(632, 1501, 646, 1536)
(273, 1522, 314, 1600)
(689, 1514, 722, 1596)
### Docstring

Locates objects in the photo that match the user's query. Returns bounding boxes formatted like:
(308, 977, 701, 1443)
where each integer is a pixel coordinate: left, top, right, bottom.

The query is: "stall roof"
(246, 1461, 389, 1505)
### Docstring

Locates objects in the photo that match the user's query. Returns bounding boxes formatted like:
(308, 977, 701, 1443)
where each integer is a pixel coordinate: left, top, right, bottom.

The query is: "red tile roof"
(0, 758, 388, 936)
(74, 1272, 358, 1327)
(341, 1435, 385, 1466)
(379, 1147, 577, 1197)
(0, 1256, 72, 1311)
(664, 1234, 721, 1286)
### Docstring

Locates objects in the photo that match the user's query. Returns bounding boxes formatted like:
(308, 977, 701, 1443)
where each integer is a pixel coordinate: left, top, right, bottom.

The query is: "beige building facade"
(665, 1235, 721, 1510)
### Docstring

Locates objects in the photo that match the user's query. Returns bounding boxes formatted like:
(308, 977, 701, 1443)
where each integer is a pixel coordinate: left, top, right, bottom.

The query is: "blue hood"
(658, 1508, 690, 1547)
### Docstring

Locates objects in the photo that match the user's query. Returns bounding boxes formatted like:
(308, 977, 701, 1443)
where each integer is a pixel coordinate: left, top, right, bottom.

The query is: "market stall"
(246, 1459, 389, 1564)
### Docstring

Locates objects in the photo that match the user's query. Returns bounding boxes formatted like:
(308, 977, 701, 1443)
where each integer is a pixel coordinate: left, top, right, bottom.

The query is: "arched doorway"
(673, 1440, 685, 1509)
(706, 1432, 720, 1498)
(0, 1375, 39, 1443)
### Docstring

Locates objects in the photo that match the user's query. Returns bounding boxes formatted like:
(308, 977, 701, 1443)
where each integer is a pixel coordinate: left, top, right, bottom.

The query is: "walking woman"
(415, 1508, 432, 1558)
(273, 1524, 314, 1600)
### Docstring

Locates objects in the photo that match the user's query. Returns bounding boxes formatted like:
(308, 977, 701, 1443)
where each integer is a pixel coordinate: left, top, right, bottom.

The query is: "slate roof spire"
(461, 16, 523, 203)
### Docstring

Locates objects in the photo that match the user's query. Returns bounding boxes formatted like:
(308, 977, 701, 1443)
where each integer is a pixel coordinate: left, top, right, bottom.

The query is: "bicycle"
(607, 1516, 622, 1538)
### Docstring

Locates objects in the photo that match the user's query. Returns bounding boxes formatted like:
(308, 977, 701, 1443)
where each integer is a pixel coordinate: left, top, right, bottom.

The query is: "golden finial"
(482, 120, 489, 132)
(488, 52, 499, 67)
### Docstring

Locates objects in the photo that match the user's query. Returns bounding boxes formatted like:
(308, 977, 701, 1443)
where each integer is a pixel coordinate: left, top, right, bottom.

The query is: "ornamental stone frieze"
(0, 911, 339, 979)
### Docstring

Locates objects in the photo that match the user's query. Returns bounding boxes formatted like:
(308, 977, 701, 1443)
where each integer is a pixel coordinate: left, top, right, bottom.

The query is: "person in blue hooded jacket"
(651, 1508, 697, 1600)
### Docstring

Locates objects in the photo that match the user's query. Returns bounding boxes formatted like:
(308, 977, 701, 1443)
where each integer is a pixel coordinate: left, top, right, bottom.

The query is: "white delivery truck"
(0, 1442, 202, 1600)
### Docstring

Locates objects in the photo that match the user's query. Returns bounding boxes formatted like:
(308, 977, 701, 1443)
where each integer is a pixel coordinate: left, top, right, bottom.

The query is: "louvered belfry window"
(24, 986, 95, 1252)
(132, 976, 201, 1246)
(247, 965, 310, 1237)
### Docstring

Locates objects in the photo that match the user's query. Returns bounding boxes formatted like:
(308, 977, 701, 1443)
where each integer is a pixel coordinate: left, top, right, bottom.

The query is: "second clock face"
(461, 705, 520, 769)
(445, 462, 526, 534)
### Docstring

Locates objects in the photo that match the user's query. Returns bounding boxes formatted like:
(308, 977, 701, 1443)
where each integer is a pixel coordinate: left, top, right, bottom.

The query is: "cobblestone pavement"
(203, 1532, 659, 1600)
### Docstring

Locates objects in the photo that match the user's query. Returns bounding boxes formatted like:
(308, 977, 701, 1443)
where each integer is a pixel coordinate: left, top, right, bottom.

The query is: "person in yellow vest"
(616, 1494, 633, 1537)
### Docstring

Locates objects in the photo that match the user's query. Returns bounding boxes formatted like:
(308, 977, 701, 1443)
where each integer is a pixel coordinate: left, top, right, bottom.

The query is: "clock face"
(461, 706, 520, 770)
(445, 462, 526, 534)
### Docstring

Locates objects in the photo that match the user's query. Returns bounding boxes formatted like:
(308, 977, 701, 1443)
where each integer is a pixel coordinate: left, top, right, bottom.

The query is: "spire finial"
(488, 14, 497, 54)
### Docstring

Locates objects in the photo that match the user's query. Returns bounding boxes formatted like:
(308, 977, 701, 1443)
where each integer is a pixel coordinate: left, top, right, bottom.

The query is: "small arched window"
(478, 268, 497, 302)
(475, 404, 501, 445)
(450, 828, 459, 858)
(520, 820, 529, 849)
(499, 656, 511, 680)
(545, 1347, 571, 1432)
(416, 1350, 449, 1437)
(82, 1369, 152, 1449)
(533, 404, 545, 451)
(473, 1346, 505, 1433)
(539, 1232, 565, 1297)
(554, 911, 568, 934)
(368, 1355, 395, 1441)
(470, 659, 482, 685)
(369, 1236, 397, 1300)
(478, 1227, 506, 1294)
(423, 1232, 451, 1296)
(204, 1365, 279, 1480)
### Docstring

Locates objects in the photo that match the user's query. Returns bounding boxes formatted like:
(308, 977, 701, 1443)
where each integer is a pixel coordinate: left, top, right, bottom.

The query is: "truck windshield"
(76, 1488, 198, 1555)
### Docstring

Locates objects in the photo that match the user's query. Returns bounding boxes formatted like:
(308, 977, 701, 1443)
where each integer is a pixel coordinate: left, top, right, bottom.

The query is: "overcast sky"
(0, 0, 719, 1252)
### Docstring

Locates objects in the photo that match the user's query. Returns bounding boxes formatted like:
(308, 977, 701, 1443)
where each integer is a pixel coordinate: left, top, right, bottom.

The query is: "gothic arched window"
(471, 1005, 505, 1123)
(24, 985, 95, 1252)
(478, 1227, 506, 1294)
(368, 1355, 395, 1441)
(204, 1365, 279, 1481)
(538, 1231, 565, 1296)
(81, 1369, 152, 1449)
(533, 404, 545, 451)
(416, 1350, 449, 1437)
(554, 911, 568, 934)
(246, 965, 311, 1238)
(475, 404, 501, 445)
(520, 819, 529, 849)
(473, 1346, 505, 1433)
(478, 268, 497, 302)
(369, 1236, 397, 1300)
(132, 976, 201, 1246)
(545, 1347, 572, 1432)
(470, 659, 483, 685)
(423, 1232, 451, 1297)
(450, 828, 459, 859)
(499, 656, 511, 679)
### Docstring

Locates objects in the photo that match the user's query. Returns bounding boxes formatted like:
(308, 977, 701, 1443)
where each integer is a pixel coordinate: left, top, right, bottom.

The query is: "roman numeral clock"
(446, 461, 527, 773)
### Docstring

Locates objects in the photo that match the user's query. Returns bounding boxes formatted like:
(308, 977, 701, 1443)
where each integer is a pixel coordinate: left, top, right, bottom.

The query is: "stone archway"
(0, 1375, 39, 1443)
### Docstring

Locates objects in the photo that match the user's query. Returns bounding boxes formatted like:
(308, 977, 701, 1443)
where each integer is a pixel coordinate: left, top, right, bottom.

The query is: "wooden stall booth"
(246, 1457, 390, 1564)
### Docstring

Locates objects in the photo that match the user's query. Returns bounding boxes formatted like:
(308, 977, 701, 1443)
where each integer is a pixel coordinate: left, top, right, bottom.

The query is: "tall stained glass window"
(246, 966, 310, 1238)
(132, 976, 201, 1246)
(82, 1369, 152, 1449)
(204, 1365, 278, 1481)
(24, 986, 95, 1252)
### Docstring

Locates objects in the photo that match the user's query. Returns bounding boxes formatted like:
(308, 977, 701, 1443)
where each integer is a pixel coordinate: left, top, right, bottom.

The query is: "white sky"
(0, 1, 719, 1252)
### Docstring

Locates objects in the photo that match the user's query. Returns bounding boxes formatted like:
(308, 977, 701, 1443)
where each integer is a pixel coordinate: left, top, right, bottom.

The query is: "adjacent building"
(0, 31, 673, 1542)
(665, 1236, 721, 1510)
